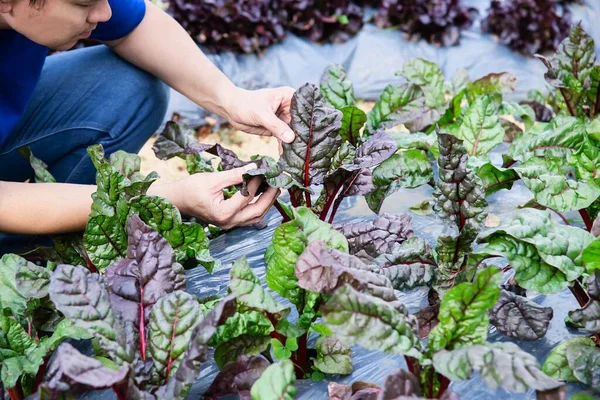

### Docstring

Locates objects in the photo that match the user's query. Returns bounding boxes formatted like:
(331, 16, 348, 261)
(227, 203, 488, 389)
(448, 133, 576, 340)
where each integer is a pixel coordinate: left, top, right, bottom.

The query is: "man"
(0, 0, 295, 253)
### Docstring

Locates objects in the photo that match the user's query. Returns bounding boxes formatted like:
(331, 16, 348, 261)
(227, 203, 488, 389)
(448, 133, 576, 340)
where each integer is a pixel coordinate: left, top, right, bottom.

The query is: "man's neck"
(0, 15, 11, 29)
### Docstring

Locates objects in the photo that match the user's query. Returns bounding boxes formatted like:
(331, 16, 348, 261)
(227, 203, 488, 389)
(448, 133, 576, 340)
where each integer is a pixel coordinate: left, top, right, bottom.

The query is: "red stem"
(266, 314, 287, 344)
(579, 209, 593, 232)
(319, 176, 350, 221)
(27, 319, 32, 337)
(437, 374, 451, 399)
(288, 189, 299, 208)
(304, 191, 311, 209)
(33, 357, 49, 393)
(139, 287, 146, 360)
(7, 384, 23, 400)
(112, 385, 128, 400)
(558, 87, 576, 117)
(570, 280, 590, 307)
(82, 249, 98, 273)
(164, 313, 179, 385)
(294, 333, 308, 378)
(274, 201, 291, 223)
(328, 197, 343, 224)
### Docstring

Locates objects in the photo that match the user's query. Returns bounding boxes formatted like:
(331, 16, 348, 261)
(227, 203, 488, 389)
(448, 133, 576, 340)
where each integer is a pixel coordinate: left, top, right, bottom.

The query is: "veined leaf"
(453, 94, 504, 156)
(476, 163, 519, 195)
(433, 342, 562, 393)
(566, 340, 600, 391)
(213, 334, 270, 369)
(322, 284, 422, 360)
(365, 83, 426, 134)
(320, 63, 355, 109)
(250, 360, 296, 400)
(542, 337, 595, 382)
(428, 267, 501, 352)
(339, 106, 367, 146)
(313, 336, 352, 375)
(204, 356, 269, 399)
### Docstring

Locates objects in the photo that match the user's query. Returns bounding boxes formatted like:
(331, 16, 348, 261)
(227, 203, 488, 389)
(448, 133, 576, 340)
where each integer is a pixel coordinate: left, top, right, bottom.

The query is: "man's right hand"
(175, 164, 280, 229)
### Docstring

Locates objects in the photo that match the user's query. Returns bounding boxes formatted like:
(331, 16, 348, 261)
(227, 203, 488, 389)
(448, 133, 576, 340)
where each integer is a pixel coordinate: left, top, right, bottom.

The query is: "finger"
(260, 112, 295, 143)
(278, 140, 283, 156)
(217, 163, 256, 187)
(232, 186, 280, 225)
(220, 176, 263, 216)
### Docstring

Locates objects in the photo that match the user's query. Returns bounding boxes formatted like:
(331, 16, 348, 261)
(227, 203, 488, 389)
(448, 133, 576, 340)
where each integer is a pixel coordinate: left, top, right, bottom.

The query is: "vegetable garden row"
(2, 22, 600, 400)
(169, 0, 576, 55)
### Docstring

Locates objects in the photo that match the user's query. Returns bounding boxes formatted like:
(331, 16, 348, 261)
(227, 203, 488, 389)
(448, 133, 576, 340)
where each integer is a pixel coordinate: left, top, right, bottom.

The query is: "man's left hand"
(223, 86, 296, 144)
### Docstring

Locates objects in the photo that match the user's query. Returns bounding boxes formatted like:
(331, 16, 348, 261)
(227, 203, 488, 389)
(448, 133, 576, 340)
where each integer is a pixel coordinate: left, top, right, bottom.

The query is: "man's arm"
(105, 1, 295, 143)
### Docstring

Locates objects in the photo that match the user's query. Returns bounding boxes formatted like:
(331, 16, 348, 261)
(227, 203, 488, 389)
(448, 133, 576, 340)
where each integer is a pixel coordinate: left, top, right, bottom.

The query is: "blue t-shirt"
(0, 0, 146, 146)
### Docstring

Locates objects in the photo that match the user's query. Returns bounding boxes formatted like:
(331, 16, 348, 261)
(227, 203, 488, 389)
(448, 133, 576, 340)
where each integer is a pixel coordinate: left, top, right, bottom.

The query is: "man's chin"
(51, 40, 79, 52)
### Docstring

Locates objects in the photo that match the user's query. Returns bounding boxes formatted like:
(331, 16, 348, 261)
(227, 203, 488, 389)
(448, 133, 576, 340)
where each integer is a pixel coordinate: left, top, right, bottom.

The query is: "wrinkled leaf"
(320, 63, 355, 110)
(454, 95, 504, 156)
(250, 359, 296, 400)
(567, 270, 600, 333)
(204, 355, 270, 400)
(566, 340, 600, 391)
(365, 83, 425, 134)
(542, 337, 595, 382)
(214, 334, 271, 369)
(489, 290, 553, 341)
(313, 336, 352, 375)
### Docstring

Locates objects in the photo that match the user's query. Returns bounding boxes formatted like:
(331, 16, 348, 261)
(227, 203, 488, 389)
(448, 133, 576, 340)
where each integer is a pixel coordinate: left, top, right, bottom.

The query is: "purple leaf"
(489, 290, 553, 341)
(105, 215, 186, 329)
(203, 355, 269, 400)
(335, 213, 413, 260)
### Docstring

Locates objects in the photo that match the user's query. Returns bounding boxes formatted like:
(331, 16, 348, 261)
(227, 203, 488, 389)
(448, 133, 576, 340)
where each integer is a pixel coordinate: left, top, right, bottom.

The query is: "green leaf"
(148, 291, 202, 384)
(322, 284, 422, 360)
(1, 347, 45, 389)
(465, 72, 516, 103)
(390, 131, 437, 153)
(428, 267, 501, 352)
(83, 214, 128, 271)
(313, 336, 352, 375)
(0, 254, 36, 318)
(14, 259, 51, 300)
(229, 257, 288, 318)
(128, 195, 217, 272)
(339, 106, 367, 146)
(18, 146, 56, 183)
(514, 156, 600, 212)
(365, 83, 425, 134)
(271, 338, 291, 360)
(566, 340, 600, 390)
(499, 101, 535, 130)
(320, 63, 355, 109)
(478, 208, 593, 282)
(475, 163, 519, 195)
(583, 237, 600, 273)
(401, 58, 446, 108)
(0, 315, 34, 358)
(477, 236, 569, 294)
(366, 149, 433, 214)
(250, 359, 296, 400)
(214, 334, 270, 369)
(265, 207, 348, 306)
(433, 342, 562, 393)
(542, 337, 595, 381)
(453, 94, 504, 156)
(210, 311, 273, 346)
(39, 319, 92, 353)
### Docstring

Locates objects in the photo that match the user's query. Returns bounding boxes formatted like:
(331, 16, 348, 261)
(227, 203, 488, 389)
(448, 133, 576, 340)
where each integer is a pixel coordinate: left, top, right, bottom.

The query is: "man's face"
(1, 0, 112, 50)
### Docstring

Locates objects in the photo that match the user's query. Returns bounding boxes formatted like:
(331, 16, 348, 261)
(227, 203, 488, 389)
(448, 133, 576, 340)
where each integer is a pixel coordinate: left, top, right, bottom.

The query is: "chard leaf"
(49, 264, 135, 365)
(313, 336, 352, 375)
(366, 150, 434, 214)
(229, 257, 288, 317)
(152, 121, 199, 160)
(379, 369, 422, 398)
(210, 311, 273, 346)
(148, 291, 202, 384)
(335, 213, 413, 260)
(428, 267, 501, 352)
(453, 94, 504, 156)
(365, 83, 425, 134)
(391, 131, 437, 153)
(320, 63, 355, 109)
(84, 214, 128, 271)
(465, 72, 516, 103)
(353, 130, 397, 168)
(489, 290, 553, 341)
(105, 215, 186, 328)
(371, 236, 436, 290)
(567, 270, 600, 333)
(414, 305, 440, 339)
(18, 146, 56, 183)
(476, 236, 569, 294)
(583, 237, 600, 273)
(265, 207, 348, 306)
(536, 23, 598, 118)
(158, 295, 236, 398)
(434, 132, 487, 234)
(0, 315, 35, 359)
(278, 83, 342, 187)
(339, 106, 367, 146)
(566, 340, 600, 390)
(295, 241, 396, 302)
(514, 156, 600, 212)
(322, 284, 422, 360)
(542, 337, 595, 381)
(204, 355, 270, 399)
(401, 58, 446, 109)
(214, 334, 271, 369)
(499, 101, 535, 130)
(0, 254, 40, 318)
(39, 319, 92, 353)
(476, 163, 519, 196)
(433, 342, 562, 393)
(2, 347, 46, 389)
(478, 208, 593, 282)
(127, 195, 217, 272)
(250, 361, 296, 400)
(400, 59, 449, 131)
(42, 343, 130, 393)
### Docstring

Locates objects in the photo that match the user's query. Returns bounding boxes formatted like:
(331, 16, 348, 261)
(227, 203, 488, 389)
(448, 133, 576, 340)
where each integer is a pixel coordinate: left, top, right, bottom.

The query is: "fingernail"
(282, 130, 294, 143)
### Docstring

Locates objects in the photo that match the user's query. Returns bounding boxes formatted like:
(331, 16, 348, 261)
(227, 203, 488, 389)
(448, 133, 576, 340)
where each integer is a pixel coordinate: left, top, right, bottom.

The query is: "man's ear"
(0, 0, 12, 13)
